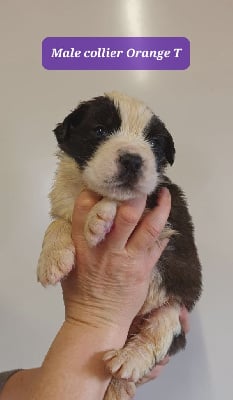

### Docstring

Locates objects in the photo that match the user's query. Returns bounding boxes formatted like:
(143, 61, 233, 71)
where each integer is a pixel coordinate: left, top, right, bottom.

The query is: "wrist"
(64, 296, 133, 337)
(64, 302, 130, 346)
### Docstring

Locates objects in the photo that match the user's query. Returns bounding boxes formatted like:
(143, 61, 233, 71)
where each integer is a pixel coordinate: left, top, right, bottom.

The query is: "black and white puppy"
(37, 91, 202, 400)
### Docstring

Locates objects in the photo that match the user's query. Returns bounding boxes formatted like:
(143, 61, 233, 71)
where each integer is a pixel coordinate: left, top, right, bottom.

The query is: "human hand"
(137, 306, 190, 385)
(62, 188, 171, 336)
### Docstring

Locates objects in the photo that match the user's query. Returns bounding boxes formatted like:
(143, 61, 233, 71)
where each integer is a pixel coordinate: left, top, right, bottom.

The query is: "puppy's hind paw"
(37, 245, 75, 286)
(103, 346, 151, 383)
(84, 199, 117, 247)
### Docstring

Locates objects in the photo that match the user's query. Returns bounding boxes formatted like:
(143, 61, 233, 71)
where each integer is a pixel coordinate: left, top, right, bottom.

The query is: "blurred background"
(0, 1, 232, 399)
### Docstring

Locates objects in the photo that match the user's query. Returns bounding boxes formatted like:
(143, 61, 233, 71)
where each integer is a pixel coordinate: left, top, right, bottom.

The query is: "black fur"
(147, 177, 202, 312)
(168, 330, 187, 356)
(147, 177, 202, 357)
(53, 96, 121, 168)
(144, 115, 175, 170)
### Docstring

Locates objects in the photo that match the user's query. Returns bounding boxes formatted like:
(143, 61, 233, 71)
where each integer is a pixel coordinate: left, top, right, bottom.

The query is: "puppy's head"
(54, 91, 175, 200)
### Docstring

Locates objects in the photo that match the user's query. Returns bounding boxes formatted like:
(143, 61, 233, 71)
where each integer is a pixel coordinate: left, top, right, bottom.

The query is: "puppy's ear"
(53, 103, 87, 144)
(158, 125, 175, 166)
(150, 116, 175, 166)
(53, 123, 66, 143)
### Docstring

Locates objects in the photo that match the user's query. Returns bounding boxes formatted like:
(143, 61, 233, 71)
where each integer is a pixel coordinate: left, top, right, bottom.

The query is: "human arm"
(0, 309, 189, 398)
(0, 305, 189, 399)
(1, 188, 172, 400)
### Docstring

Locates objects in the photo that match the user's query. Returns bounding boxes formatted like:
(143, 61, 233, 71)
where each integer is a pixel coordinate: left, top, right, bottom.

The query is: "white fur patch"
(107, 91, 153, 137)
(82, 134, 158, 200)
(49, 153, 83, 221)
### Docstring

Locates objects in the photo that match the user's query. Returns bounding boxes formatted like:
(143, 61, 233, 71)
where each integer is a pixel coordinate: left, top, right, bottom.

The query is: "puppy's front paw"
(103, 347, 152, 383)
(84, 199, 117, 247)
(37, 245, 75, 286)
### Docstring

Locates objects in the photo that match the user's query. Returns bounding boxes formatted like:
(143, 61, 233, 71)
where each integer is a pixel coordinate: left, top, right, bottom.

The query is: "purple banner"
(42, 37, 190, 70)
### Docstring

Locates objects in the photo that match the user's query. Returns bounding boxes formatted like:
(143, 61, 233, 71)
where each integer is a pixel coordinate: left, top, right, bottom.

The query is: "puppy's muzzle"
(118, 152, 143, 185)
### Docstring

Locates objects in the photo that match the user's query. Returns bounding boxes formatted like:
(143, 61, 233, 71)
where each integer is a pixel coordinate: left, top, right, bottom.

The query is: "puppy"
(37, 91, 202, 400)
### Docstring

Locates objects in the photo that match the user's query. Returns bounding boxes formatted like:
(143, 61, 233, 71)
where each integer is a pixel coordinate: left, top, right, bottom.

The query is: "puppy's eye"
(150, 138, 157, 149)
(94, 125, 107, 137)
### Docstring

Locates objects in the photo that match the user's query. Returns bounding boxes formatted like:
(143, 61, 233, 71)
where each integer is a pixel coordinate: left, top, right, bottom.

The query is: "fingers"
(158, 355, 170, 366)
(148, 357, 170, 380)
(137, 357, 170, 385)
(72, 187, 170, 254)
(72, 190, 101, 241)
(107, 195, 147, 250)
(179, 306, 190, 334)
(127, 187, 171, 253)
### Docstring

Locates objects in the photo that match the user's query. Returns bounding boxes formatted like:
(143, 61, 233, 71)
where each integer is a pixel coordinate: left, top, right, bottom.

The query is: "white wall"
(0, 1, 232, 399)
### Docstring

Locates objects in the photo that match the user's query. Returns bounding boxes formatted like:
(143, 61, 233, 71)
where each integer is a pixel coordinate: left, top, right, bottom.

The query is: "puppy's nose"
(118, 153, 143, 172)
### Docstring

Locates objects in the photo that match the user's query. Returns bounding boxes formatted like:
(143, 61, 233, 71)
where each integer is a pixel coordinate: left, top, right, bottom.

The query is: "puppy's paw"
(84, 199, 117, 247)
(37, 245, 75, 286)
(103, 347, 153, 383)
(104, 378, 136, 400)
